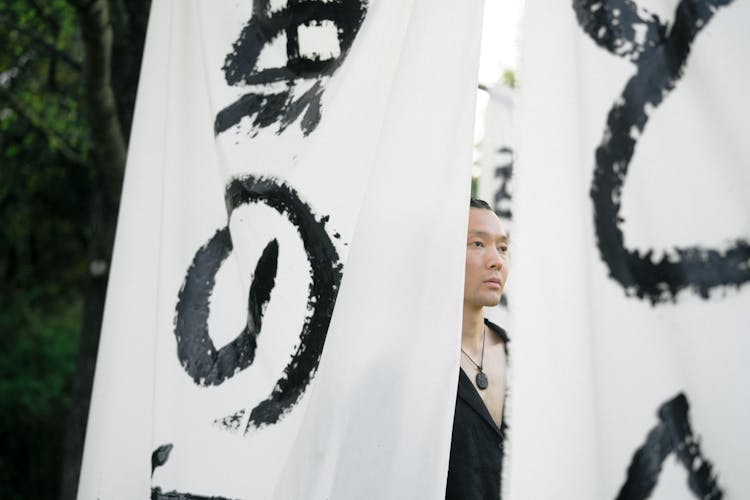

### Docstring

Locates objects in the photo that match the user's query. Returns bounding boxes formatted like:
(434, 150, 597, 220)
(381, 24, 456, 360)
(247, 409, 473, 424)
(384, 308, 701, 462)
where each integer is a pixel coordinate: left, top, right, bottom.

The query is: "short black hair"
(469, 198, 492, 210)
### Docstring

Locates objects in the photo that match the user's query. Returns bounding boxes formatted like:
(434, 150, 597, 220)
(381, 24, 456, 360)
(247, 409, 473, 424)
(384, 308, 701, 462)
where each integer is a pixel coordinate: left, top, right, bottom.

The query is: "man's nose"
(488, 248, 503, 269)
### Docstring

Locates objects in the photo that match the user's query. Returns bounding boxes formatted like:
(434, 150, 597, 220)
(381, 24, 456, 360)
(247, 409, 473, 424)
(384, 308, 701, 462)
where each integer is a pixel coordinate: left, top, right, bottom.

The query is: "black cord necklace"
(461, 325, 488, 390)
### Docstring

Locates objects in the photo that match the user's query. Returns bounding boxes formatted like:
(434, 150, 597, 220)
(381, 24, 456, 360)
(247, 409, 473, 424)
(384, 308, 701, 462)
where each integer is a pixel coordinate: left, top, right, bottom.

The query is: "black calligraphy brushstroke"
(151, 444, 173, 476)
(279, 80, 324, 135)
(493, 146, 514, 221)
(214, 81, 324, 137)
(215, 0, 368, 137)
(223, 0, 368, 85)
(151, 489, 239, 500)
(615, 393, 722, 500)
(493, 146, 513, 308)
(214, 409, 244, 433)
(174, 175, 342, 430)
(214, 91, 288, 136)
(174, 236, 278, 387)
(218, 175, 343, 431)
(573, 0, 750, 304)
(151, 447, 241, 500)
(574, 0, 666, 62)
(248, 241, 279, 333)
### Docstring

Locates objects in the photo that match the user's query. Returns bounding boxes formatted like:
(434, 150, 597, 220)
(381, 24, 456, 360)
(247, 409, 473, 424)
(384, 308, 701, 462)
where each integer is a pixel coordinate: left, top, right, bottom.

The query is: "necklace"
(461, 325, 488, 390)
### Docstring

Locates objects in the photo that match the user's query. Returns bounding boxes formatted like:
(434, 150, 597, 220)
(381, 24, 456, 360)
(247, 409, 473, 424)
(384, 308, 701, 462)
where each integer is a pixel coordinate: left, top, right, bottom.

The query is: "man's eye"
(471, 241, 483, 247)
(498, 245, 509, 253)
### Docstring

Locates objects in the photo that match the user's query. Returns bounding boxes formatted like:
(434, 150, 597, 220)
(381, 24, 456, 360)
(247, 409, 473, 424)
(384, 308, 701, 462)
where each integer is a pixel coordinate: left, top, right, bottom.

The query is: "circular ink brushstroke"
(574, 0, 750, 304)
(175, 232, 278, 386)
(174, 175, 342, 429)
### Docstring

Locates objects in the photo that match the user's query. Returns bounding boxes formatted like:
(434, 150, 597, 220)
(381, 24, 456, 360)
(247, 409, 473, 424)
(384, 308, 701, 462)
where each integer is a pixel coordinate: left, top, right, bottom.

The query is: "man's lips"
(483, 278, 502, 287)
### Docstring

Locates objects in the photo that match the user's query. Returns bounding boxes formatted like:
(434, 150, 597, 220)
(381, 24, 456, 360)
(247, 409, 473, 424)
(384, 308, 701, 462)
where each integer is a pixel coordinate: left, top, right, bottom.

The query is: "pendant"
(475, 370, 488, 390)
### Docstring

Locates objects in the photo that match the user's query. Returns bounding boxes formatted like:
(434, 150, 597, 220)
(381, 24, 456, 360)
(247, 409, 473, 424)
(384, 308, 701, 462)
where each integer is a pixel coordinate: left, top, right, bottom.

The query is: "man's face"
(464, 208, 509, 309)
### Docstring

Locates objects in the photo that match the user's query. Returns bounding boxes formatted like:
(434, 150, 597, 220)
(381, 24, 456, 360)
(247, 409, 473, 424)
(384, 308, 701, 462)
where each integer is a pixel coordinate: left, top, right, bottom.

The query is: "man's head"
(464, 198, 509, 310)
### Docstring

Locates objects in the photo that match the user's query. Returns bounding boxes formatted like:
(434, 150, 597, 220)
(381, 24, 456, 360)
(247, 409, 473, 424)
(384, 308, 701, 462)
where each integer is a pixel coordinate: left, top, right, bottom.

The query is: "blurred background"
(1, 2, 150, 498)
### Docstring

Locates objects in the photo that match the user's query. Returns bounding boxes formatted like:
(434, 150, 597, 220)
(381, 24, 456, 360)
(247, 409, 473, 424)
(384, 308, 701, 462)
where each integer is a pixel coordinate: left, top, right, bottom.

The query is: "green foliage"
(0, 292, 82, 499)
(0, 294, 81, 415)
(0, 1, 148, 498)
(0, 0, 91, 321)
(502, 68, 517, 89)
(0, 1, 91, 159)
(0, 110, 90, 291)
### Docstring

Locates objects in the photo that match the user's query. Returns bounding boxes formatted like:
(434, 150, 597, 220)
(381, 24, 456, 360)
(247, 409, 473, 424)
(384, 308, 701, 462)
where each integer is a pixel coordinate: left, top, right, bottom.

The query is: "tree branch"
(0, 17, 83, 72)
(28, 0, 61, 32)
(72, 0, 127, 205)
(0, 86, 89, 167)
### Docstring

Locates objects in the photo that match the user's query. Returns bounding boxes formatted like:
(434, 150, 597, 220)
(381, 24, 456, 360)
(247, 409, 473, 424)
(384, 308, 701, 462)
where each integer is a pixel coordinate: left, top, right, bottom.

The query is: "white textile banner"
(478, 82, 516, 330)
(512, 1, 750, 499)
(78, 1, 484, 499)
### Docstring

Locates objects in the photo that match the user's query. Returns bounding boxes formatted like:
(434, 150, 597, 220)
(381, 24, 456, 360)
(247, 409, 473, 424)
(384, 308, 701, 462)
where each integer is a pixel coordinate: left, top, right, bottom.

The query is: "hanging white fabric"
(512, 0, 750, 498)
(478, 82, 515, 331)
(78, 0, 484, 499)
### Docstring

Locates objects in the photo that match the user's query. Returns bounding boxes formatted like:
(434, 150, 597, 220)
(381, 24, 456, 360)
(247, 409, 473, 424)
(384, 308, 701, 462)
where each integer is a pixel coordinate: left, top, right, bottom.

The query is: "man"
(445, 198, 510, 500)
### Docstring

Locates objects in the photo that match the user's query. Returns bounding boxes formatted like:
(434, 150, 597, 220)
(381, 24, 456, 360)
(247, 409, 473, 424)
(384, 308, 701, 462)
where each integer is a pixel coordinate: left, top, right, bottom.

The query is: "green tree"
(0, 1, 150, 498)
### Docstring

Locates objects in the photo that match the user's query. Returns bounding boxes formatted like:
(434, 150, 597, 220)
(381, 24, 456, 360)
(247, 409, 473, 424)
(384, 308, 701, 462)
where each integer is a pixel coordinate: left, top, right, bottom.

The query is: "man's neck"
(462, 303, 485, 350)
